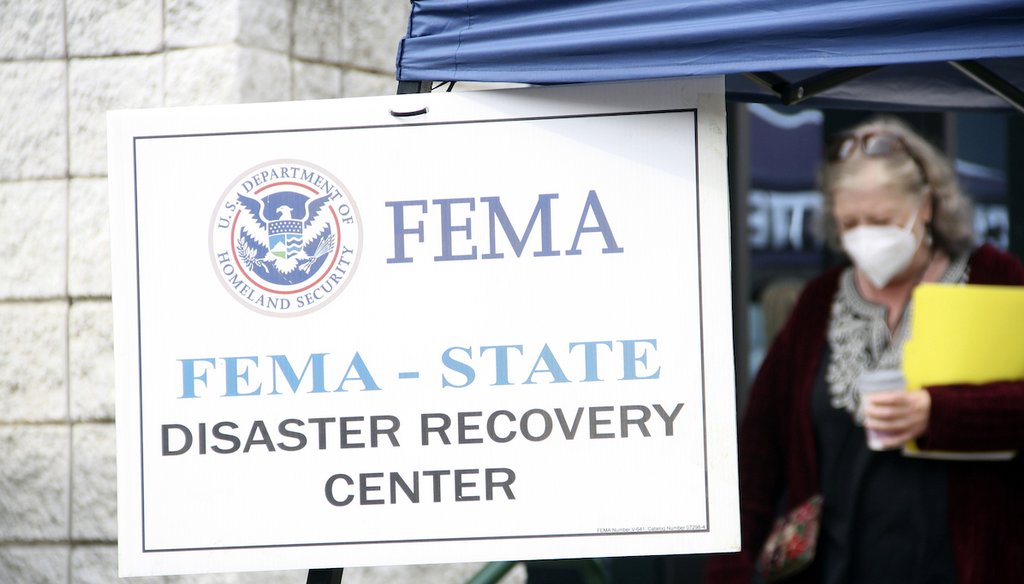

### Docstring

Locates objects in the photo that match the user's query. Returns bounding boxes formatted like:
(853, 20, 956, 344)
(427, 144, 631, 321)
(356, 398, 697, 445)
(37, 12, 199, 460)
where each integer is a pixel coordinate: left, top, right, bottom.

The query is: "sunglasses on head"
(826, 130, 929, 184)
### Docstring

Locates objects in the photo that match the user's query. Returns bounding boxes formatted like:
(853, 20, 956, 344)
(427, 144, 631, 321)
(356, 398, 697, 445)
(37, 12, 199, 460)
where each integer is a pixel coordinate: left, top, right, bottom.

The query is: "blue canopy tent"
(396, 0, 1024, 111)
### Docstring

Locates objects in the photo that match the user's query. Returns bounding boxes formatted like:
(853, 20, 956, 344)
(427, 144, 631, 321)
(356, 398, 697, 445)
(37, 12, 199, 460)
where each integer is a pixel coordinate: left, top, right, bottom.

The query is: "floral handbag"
(756, 494, 823, 583)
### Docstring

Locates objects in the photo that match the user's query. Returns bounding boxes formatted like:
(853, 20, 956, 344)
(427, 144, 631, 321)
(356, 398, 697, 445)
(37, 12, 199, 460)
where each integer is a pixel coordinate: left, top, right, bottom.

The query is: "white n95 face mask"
(840, 207, 922, 289)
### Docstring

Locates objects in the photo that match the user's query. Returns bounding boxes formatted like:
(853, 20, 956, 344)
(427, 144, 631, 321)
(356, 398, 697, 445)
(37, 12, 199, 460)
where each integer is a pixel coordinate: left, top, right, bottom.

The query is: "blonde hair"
(819, 117, 974, 255)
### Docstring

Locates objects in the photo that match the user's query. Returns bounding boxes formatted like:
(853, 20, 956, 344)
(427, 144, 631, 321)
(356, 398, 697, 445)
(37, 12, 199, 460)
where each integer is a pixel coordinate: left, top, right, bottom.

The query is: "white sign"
(108, 77, 739, 577)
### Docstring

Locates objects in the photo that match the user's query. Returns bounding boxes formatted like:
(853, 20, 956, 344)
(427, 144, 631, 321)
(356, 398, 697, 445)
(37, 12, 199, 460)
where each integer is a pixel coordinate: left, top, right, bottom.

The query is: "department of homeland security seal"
(209, 160, 362, 316)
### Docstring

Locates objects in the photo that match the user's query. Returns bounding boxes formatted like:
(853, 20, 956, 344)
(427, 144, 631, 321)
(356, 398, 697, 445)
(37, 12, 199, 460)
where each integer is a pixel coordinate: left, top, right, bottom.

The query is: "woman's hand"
(862, 390, 931, 448)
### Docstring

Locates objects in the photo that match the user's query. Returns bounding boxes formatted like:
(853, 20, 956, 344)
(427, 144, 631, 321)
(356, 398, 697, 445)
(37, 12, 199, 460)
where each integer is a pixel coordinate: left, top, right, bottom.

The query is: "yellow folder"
(901, 283, 1024, 460)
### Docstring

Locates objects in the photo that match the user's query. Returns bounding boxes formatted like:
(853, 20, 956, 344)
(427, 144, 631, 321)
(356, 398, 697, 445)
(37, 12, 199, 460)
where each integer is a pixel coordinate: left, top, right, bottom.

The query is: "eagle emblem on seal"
(233, 190, 336, 284)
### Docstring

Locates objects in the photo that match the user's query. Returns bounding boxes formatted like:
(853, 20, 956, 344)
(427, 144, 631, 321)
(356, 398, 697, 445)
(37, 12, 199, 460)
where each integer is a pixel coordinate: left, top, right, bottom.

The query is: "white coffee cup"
(855, 369, 906, 451)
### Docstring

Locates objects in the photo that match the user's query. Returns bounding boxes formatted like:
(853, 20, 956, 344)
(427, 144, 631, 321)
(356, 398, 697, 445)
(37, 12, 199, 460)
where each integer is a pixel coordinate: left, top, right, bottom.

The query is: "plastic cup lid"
(855, 368, 906, 392)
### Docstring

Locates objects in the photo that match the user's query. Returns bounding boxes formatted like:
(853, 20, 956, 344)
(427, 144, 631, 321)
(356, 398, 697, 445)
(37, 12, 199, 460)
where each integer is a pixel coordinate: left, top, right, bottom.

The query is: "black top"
(811, 346, 956, 584)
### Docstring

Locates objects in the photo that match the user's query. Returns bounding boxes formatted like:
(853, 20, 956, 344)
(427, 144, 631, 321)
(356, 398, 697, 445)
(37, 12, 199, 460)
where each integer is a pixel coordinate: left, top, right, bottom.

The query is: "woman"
(706, 118, 1024, 584)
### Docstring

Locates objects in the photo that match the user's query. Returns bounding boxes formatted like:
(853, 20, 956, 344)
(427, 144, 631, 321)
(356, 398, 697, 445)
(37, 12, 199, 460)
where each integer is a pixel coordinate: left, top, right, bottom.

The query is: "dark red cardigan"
(705, 244, 1024, 584)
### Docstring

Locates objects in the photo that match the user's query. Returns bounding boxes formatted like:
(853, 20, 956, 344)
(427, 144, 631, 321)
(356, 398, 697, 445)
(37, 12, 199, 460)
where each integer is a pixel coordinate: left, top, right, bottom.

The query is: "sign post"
(109, 77, 739, 577)
(307, 568, 344, 584)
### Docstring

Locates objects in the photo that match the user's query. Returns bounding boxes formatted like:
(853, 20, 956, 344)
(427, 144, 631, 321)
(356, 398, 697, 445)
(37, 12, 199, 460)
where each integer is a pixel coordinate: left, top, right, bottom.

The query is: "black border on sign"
(131, 107, 710, 553)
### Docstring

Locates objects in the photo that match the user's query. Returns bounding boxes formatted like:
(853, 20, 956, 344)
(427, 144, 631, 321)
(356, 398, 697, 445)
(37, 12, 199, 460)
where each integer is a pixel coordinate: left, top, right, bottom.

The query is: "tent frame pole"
(747, 62, 1024, 112)
(949, 61, 1024, 114)
(745, 66, 881, 106)
(397, 80, 434, 95)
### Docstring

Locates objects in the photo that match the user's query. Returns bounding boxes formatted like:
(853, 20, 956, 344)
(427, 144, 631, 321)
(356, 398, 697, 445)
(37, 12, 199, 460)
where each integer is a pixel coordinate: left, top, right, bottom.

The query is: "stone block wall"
(0, 1, 524, 583)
